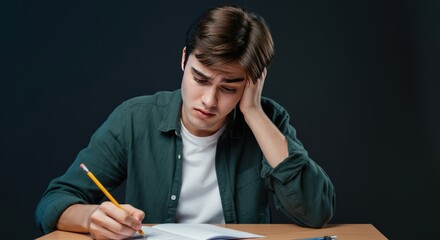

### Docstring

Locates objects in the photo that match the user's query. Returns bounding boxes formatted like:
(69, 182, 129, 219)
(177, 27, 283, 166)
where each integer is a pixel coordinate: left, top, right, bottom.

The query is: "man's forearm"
(243, 108, 288, 168)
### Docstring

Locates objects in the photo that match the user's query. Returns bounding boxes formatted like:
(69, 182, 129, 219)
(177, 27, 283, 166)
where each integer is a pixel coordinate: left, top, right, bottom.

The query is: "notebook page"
(152, 224, 264, 240)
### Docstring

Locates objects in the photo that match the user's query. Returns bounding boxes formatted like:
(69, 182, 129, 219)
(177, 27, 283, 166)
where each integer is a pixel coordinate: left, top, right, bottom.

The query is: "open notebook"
(132, 224, 265, 240)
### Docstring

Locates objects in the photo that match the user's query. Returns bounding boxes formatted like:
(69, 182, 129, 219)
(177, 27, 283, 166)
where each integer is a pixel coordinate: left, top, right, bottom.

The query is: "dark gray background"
(2, 1, 439, 239)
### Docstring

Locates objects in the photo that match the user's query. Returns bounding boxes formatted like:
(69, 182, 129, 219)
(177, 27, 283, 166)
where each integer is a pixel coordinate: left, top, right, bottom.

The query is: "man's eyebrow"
(191, 67, 210, 79)
(191, 67, 245, 83)
(223, 77, 245, 83)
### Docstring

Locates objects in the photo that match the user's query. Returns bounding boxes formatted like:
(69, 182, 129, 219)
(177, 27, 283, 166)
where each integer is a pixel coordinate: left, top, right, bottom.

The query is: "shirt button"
(177, 154, 181, 159)
(171, 195, 177, 200)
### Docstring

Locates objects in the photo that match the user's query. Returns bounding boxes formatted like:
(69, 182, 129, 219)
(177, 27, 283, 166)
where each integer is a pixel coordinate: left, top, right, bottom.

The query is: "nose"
(202, 87, 218, 109)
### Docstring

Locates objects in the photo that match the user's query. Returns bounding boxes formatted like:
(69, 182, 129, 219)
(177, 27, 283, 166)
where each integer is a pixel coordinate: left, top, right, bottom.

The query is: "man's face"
(181, 49, 247, 137)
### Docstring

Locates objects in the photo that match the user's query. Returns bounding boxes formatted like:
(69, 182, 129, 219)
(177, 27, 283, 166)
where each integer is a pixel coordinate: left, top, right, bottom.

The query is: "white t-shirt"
(175, 121, 226, 223)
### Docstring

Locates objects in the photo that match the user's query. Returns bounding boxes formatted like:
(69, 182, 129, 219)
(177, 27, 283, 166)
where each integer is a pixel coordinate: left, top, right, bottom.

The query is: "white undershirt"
(176, 121, 226, 223)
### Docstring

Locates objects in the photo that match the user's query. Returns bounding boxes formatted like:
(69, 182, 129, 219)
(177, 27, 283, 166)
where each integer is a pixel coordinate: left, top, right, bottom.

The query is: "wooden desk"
(36, 224, 388, 240)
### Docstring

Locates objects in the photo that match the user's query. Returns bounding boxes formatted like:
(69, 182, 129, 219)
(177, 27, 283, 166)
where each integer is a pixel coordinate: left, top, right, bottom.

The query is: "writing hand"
(89, 201, 144, 240)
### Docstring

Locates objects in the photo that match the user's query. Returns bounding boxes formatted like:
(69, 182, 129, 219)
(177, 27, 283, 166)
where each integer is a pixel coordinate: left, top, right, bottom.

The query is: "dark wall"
(2, 1, 439, 239)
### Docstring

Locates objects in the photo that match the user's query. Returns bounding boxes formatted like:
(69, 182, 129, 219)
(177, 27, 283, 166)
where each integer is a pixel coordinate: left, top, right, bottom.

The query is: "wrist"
(57, 204, 98, 233)
(242, 107, 265, 124)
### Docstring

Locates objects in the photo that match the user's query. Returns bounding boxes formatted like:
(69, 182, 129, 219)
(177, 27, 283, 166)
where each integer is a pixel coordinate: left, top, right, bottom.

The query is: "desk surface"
(36, 224, 387, 240)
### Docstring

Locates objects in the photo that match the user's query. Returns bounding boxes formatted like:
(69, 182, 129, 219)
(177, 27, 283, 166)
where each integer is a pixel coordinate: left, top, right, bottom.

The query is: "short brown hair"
(184, 5, 274, 83)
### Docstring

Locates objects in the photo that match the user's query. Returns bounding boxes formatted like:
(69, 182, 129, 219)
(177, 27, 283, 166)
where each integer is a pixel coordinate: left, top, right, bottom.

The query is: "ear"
(181, 47, 186, 71)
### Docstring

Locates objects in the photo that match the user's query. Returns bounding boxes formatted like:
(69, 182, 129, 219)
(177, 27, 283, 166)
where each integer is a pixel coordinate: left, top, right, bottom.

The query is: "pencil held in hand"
(80, 163, 146, 238)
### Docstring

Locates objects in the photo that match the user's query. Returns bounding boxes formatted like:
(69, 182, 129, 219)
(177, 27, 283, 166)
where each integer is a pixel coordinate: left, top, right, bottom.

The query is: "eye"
(221, 86, 236, 93)
(194, 77, 208, 84)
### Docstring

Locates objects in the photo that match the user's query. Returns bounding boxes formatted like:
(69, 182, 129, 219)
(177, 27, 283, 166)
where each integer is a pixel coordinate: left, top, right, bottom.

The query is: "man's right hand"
(57, 202, 145, 240)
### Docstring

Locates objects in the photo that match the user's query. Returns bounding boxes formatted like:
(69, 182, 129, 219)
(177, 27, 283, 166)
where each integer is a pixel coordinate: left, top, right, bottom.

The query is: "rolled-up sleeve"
(260, 99, 336, 228)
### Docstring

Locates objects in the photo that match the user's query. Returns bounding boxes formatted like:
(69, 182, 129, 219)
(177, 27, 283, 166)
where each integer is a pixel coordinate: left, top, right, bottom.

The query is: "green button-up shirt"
(36, 90, 335, 234)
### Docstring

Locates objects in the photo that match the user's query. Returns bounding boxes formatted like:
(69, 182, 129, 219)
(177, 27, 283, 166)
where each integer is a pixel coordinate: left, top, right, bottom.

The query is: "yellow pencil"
(80, 163, 146, 238)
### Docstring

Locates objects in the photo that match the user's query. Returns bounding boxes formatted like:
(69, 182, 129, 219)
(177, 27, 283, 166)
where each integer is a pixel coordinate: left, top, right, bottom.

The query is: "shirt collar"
(158, 89, 183, 133)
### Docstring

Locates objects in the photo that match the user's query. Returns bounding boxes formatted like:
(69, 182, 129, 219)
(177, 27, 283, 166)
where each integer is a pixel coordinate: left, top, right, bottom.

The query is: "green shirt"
(35, 90, 335, 234)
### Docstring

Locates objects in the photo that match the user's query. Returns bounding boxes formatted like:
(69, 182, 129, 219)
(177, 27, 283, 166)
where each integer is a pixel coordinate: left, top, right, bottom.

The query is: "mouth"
(194, 108, 216, 118)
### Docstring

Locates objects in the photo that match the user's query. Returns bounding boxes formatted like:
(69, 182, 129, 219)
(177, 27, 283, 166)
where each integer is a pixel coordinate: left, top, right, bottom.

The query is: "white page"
(133, 226, 194, 240)
(152, 224, 264, 240)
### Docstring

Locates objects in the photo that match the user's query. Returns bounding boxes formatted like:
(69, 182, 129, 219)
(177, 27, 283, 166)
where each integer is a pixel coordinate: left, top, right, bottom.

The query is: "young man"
(36, 5, 335, 240)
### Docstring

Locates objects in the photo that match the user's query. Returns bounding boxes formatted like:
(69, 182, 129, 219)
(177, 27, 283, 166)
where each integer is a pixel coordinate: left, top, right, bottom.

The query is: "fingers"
(240, 68, 267, 113)
(121, 204, 145, 222)
(248, 68, 267, 94)
(258, 67, 267, 83)
(89, 202, 144, 240)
